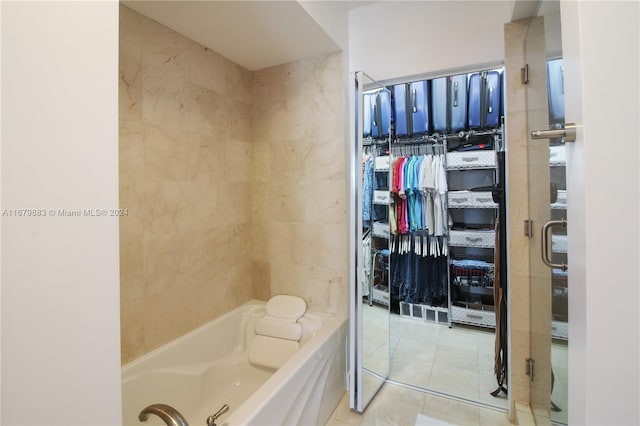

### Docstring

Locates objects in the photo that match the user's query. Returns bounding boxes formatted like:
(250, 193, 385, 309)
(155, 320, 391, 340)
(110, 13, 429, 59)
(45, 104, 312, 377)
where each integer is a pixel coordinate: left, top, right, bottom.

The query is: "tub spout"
(139, 404, 188, 426)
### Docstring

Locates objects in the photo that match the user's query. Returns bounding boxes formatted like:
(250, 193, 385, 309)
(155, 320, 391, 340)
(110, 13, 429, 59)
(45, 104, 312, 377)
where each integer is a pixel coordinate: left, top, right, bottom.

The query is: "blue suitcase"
(393, 84, 409, 138)
(372, 89, 391, 140)
(363, 91, 373, 138)
(409, 80, 430, 136)
(547, 59, 565, 125)
(432, 74, 467, 133)
(393, 80, 430, 138)
(468, 70, 502, 129)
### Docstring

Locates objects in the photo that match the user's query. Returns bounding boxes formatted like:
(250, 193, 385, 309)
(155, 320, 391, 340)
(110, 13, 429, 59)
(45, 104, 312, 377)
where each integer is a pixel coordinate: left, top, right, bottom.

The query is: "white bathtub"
(122, 300, 348, 426)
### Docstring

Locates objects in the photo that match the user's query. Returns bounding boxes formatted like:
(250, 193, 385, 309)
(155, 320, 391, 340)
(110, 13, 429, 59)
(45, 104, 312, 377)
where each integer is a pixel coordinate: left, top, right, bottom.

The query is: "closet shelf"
(448, 191, 497, 209)
(455, 285, 494, 297)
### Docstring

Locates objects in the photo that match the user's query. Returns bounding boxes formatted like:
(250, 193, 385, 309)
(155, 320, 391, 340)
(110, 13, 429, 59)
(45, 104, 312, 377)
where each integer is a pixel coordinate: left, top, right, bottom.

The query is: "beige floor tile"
(347, 309, 567, 425)
(429, 365, 479, 401)
(325, 418, 351, 426)
(437, 326, 480, 352)
(479, 408, 512, 425)
(433, 344, 479, 372)
(360, 384, 426, 426)
(423, 393, 481, 425)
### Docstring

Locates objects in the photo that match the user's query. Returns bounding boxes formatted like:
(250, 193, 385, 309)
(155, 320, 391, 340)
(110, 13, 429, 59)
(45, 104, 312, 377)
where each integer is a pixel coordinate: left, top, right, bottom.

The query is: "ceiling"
(123, 0, 373, 71)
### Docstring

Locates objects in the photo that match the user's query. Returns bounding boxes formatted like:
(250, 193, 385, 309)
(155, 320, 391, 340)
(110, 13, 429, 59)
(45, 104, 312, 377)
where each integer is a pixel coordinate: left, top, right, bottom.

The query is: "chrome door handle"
(531, 122, 576, 142)
(541, 218, 567, 271)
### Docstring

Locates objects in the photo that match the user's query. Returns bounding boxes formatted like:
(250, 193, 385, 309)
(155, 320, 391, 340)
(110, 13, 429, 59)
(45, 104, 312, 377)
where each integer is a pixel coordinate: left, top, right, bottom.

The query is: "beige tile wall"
(251, 54, 347, 317)
(119, 6, 346, 364)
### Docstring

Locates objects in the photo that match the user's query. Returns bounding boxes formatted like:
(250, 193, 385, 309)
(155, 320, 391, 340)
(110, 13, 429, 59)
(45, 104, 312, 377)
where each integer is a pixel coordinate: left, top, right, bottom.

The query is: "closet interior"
(360, 67, 509, 408)
(362, 68, 506, 328)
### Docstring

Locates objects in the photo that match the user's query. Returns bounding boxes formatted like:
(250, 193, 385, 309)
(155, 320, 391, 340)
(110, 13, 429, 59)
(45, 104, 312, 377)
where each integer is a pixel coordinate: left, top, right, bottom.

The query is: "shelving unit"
(370, 151, 390, 307)
(447, 131, 502, 329)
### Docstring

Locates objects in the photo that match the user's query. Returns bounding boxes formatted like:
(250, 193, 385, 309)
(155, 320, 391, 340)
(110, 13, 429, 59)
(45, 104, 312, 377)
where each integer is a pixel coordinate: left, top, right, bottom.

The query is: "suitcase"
(372, 89, 391, 140)
(393, 80, 430, 139)
(392, 84, 409, 138)
(457, 133, 494, 151)
(409, 80, 430, 136)
(363, 91, 373, 138)
(468, 70, 502, 129)
(432, 74, 468, 134)
(547, 59, 565, 125)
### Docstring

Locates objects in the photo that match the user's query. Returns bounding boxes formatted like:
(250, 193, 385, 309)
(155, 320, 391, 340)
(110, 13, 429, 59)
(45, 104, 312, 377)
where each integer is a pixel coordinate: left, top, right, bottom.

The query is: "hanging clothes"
(390, 152, 447, 236)
(362, 155, 373, 223)
(389, 233, 448, 308)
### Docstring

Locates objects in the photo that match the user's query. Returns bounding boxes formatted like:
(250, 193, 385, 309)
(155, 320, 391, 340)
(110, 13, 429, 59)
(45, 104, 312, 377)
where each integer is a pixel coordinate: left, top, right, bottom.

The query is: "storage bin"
(374, 155, 390, 170)
(448, 191, 497, 208)
(448, 229, 495, 248)
(451, 305, 495, 328)
(373, 190, 390, 205)
(372, 221, 389, 238)
(446, 150, 496, 169)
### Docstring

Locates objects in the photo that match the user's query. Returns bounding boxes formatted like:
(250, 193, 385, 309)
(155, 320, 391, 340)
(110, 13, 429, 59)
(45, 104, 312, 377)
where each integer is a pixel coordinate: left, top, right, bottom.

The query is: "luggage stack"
(360, 67, 504, 144)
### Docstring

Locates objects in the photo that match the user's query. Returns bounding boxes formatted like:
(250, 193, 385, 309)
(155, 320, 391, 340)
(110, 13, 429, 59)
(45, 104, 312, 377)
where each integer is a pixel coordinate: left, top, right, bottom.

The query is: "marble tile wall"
(251, 53, 348, 316)
(119, 6, 346, 364)
(120, 5, 255, 364)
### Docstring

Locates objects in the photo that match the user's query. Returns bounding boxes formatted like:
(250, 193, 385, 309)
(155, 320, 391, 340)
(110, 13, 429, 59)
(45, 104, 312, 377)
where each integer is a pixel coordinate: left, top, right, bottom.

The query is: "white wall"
(298, 0, 349, 51)
(1, 2, 122, 424)
(349, 0, 511, 82)
(562, 1, 639, 425)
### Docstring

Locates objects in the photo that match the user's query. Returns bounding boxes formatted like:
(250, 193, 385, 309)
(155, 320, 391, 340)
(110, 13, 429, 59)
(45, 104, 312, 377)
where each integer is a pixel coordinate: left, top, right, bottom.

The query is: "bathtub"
(122, 300, 348, 426)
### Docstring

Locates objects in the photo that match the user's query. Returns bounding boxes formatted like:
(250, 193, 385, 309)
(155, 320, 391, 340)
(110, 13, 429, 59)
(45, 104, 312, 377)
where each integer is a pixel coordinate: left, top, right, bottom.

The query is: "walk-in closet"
(353, 67, 510, 412)
(351, 14, 571, 423)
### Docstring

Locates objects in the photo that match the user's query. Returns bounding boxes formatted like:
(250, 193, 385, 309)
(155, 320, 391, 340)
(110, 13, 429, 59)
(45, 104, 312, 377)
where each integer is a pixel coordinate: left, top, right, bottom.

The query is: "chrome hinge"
(526, 358, 535, 381)
(521, 64, 530, 84)
(524, 219, 534, 239)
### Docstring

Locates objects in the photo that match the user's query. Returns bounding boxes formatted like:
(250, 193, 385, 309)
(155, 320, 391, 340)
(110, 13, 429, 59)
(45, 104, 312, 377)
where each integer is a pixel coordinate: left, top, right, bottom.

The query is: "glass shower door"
(524, 7, 570, 424)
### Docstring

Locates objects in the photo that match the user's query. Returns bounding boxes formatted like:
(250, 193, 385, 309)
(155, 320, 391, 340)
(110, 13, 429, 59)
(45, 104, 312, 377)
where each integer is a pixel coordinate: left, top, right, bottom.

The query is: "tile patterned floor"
(326, 385, 513, 426)
(349, 305, 569, 425)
